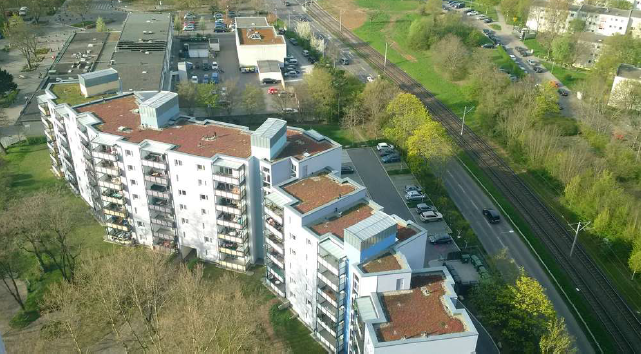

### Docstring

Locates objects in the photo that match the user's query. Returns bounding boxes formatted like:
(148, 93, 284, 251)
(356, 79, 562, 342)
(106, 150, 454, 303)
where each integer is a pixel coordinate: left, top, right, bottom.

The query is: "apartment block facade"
(38, 79, 340, 272)
(264, 172, 478, 353)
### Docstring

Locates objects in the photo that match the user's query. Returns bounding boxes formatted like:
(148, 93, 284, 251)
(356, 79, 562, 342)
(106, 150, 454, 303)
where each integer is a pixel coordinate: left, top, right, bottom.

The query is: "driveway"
(444, 160, 594, 354)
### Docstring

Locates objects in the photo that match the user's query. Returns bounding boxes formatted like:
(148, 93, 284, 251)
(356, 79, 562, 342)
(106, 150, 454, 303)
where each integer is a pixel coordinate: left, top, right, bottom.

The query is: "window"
(201, 208, 207, 215)
(179, 190, 186, 196)
(290, 233, 296, 240)
(198, 179, 203, 186)
(181, 218, 189, 224)
(125, 150, 132, 156)
(134, 207, 137, 213)
(197, 164, 205, 171)
(200, 194, 208, 200)
(137, 221, 144, 226)
(133, 194, 139, 200)
(180, 204, 187, 210)
(175, 159, 183, 166)
(204, 236, 212, 243)
(306, 239, 311, 246)
(290, 249, 296, 255)
(127, 165, 134, 171)
(130, 179, 137, 185)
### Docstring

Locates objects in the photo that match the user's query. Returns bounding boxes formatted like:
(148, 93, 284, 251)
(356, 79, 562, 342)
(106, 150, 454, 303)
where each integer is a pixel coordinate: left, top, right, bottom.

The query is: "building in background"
(234, 16, 287, 81)
(608, 63, 641, 110)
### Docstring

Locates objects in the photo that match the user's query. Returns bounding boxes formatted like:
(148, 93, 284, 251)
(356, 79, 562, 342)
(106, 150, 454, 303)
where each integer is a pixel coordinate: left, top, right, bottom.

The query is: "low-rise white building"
(234, 17, 287, 70)
(608, 63, 641, 110)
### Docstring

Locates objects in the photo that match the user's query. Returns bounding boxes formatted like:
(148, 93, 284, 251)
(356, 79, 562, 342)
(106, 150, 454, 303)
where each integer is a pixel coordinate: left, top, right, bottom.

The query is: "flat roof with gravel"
(283, 173, 357, 213)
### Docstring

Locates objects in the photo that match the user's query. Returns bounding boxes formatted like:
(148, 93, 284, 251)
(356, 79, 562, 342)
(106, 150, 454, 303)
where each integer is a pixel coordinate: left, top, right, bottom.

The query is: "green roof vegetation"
(50, 83, 116, 107)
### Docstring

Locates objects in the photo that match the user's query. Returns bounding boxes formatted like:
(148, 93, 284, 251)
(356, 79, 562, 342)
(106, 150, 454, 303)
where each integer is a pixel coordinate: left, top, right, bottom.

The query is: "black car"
(379, 148, 397, 156)
(262, 78, 281, 85)
(558, 89, 569, 96)
(482, 208, 501, 223)
(429, 234, 452, 244)
(481, 43, 494, 49)
(278, 28, 286, 35)
(484, 18, 493, 23)
(416, 203, 436, 213)
(341, 165, 355, 174)
(382, 153, 400, 163)
(533, 66, 545, 73)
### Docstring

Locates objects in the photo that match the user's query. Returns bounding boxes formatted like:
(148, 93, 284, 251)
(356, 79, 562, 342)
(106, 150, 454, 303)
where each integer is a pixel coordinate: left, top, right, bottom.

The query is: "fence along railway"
(305, 3, 641, 352)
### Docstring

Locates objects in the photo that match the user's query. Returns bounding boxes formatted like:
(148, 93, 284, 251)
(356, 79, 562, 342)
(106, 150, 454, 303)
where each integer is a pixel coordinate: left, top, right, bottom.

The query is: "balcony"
(38, 102, 51, 116)
(318, 285, 339, 309)
(217, 227, 247, 244)
(318, 249, 341, 277)
(267, 272, 285, 297)
(106, 228, 133, 245)
(216, 211, 246, 230)
(152, 225, 176, 241)
(98, 175, 123, 190)
(219, 240, 249, 257)
(318, 264, 340, 293)
(265, 233, 284, 255)
(102, 189, 125, 204)
(265, 218, 283, 239)
(317, 312, 342, 339)
(153, 235, 177, 253)
(317, 296, 344, 325)
(212, 167, 245, 185)
(150, 211, 175, 228)
(144, 168, 169, 185)
(217, 254, 249, 272)
(141, 152, 166, 169)
(105, 216, 130, 231)
(47, 141, 58, 153)
(264, 202, 283, 225)
(149, 197, 173, 213)
(146, 184, 170, 199)
(214, 183, 245, 201)
(44, 127, 55, 141)
(317, 327, 337, 353)
(215, 198, 245, 215)
(95, 160, 119, 176)
(267, 261, 285, 283)
(103, 203, 127, 218)
(93, 144, 118, 161)
(267, 249, 284, 270)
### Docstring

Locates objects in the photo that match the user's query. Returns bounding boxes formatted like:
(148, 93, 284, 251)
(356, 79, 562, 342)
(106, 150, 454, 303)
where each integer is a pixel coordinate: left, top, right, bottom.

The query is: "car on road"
(405, 191, 425, 202)
(527, 59, 537, 66)
(484, 18, 493, 23)
(382, 153, 401, 163)
(341, 165, 355, 174)
(268, 87, 279, 94)
(509, 54, 517, 60)
(558, 88, 569, 96)
(533, 66, 545, 73)
(211, 62, 218, 70)
(481, 43, 495, 49)
(482, 208, 501, 223)
(190, 75, 199, 84)
(429, 233, 452, 244)
(282, 108, 298, 114)
(376, 142, 394, 151)
(262, 78, 280, 84)
(404, 185, 422, 193)
(549, 80, 562, 88)
(367, 76, 375, 82)
(420, 211, 444, 222)
(289, 38, 298, 45)
(416, 203, 436, 213)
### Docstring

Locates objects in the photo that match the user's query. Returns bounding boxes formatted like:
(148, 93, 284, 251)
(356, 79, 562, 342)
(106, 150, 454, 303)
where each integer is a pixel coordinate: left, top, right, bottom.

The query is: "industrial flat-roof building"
(234, 17, 287, 69)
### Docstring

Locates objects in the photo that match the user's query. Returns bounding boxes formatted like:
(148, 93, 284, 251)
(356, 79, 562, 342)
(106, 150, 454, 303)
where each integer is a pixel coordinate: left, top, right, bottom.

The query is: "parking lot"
(344, 147, 458, 265)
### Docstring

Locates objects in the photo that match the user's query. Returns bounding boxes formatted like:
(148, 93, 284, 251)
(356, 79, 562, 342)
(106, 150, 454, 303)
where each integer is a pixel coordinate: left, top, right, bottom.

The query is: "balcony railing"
(265, 233, 284, 255)
(214, 183, 245, 201)
(104, 203, 127, 218)
(106, 228, 133, 245)
(318, 264, 340, 293)
(219, 241, 249, 257)
(217, 254, 250, 272)
(267, 273, 285, 297)
(98, 175, 123, 190)
(267, 261, 285, 283)
(217, 228, 247, 244)
(93, 145, 118, 161)
(146, 184, 170, 199)
(215, 199, 245, 215)
(95, 160, 119, 176)
(318, 286, 339, 309)
(149, 197, 173, 213)
(265, 218, 283, 239)
(105, 216, 130, 231)
(150, 211, 175, 228)
(44, 127, 55, 141)
(212, 168, 245, 185)
(102, 189, 125, 204)
(152, 225, 176, 241)
(317, 296, 344, 325)
(267, 250, 284, 269)
(144, 168, 169, 185)
(216, 212, 246, 230)
(317, 327, 337, 353)
(264, 203, 283, 225)
(141, 153, 166, 169)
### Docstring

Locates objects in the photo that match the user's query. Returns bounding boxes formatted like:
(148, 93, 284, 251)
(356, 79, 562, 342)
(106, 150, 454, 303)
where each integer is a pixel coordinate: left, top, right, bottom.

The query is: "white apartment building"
(527, 1, 641, 38)
(263, 171, 478, 353)
(38, 74, 340, 272)
(608, 63, 641, 109)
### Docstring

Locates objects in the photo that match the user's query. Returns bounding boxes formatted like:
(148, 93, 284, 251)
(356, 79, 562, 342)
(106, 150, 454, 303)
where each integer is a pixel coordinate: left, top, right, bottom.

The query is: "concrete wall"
(297, 147, 342, 179)
(120, 142, 153, 246)
(394, 232, 427, 270)
(237, 43, 287, 67)
(80, 80, 120, 98)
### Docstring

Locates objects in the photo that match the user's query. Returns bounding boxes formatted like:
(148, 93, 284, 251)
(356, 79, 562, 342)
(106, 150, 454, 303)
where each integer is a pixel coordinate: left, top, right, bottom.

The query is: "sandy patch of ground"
(318, 0, 368, 30)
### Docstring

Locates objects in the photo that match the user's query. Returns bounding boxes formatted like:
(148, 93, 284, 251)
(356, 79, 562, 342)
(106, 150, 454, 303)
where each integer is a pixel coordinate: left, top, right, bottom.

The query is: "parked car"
(202, 73, 209, 84)
(549, 80, 562, 88)
(227, 10, 236, 17)
(285, 1, 291, 5)
(268, 87, 279, 94)
(420, 211, 444, 223)
(509, 54, 517, 60)
(262, 78, 280, 84)
(285, 58, 298, 65)
(211, 62, 219, 70)
(190, 75, 199, 84)
(481, 43, 495, 49)
(416, 203, 436, 213)
(302, 50, 309, 57)
(482, 29, 493, 35)
(382, 153, 400, 163)
(283, 71, 298, 78)
(215, 12, 224, 19)
(404, 185, 422, 193)
(558, 89, 569, 96)
(341, 165, 355, 174)
(484, 18, 493, 23)
(482, 208, 501, 223)
(533, 66, 545, 73)
(527, 59, 537, 66)
(429, 233, 452, 244)
(340, 57, 350, 65)
(183, 24, 195, 31)
(278, 28, 286, 35)
(405, 191, 425, 202)
(282, 108, 298, 113)
(376, 142, 394, 151)
(289, 38, 298, 45)
(379, 148, 397, 157)
(366, 76, 375, 82)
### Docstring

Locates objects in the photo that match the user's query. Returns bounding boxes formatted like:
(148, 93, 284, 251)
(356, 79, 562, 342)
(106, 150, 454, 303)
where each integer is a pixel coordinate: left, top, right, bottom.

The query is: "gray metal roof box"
(78, 68, 119, 87)
(345, 212, 397, 252)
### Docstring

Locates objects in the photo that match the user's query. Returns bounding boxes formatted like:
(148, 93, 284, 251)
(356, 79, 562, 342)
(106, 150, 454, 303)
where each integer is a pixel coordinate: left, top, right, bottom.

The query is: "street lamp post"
(461, 106, 474, 136)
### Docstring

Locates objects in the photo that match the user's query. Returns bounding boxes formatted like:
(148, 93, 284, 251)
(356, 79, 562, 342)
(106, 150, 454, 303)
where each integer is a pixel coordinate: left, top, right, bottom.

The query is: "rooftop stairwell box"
(78, 68, 122, 98)
(251, 118, 287, 160)
(137, 91, 180, 129)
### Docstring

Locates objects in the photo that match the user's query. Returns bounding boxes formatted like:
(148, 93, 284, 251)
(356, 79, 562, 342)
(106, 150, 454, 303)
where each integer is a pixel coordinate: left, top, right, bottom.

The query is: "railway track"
(306, 3, 641, 352)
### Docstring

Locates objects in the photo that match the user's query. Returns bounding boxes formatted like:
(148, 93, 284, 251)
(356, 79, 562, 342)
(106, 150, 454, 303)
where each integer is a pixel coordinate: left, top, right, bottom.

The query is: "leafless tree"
(220, 78, 240, 116)
(3, 15, 39, 70)
(0, 222, 27, 310)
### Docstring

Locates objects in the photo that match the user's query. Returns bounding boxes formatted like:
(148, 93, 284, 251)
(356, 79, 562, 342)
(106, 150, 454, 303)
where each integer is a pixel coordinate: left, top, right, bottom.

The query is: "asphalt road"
(444, 160, 594, 353)
(346, 148, 412, 220)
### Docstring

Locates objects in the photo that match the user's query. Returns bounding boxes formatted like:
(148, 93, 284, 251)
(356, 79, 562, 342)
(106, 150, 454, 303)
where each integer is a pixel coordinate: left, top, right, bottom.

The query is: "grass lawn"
(523, 38, 548, 58)
(201, 264, 275, 302)
(269, 304, 325, 354)
(541, 63, 588, 90)
(50, 83, 116, 107)
(489, 23, 501, 31)
(293, 123, 360, 146)
(355, 0, 421, 12)
(0, 89, 19, 108)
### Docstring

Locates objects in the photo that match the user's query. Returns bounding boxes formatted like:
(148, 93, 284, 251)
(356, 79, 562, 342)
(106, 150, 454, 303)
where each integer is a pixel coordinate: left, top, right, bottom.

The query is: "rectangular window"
(181, 218, 189, 224)
(125, 150, 132, 156)
(133, 194, 139, 200)
(180, 204, 187, 210)
(197, 164, 205, 170)
(127, 165, 134, 171)
(200, 194, 208, 200)
(134, 207, 137, 213)
(204, 236, 211, 243)
(175, 159, 182, 166)
(306, 239, 311, 246)
(201, 208, 207, 215)
(137, 221, 143, 226)
(179, 190, 186, 196)
(130, 179, 137, 185)
(198, 179, 203, 186)
(290, 249, 296, 255)
(290, 234, 296, 240)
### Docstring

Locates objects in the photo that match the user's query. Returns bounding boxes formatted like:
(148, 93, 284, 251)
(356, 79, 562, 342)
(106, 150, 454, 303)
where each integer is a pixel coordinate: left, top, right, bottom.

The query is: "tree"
(303, 67, 337, 120)
(540, 318, 577, 354)
(533, 84, 560, 120)
(3, 15, 39, 70)
(95, 17, 106, 32)
(241, 84, 265, 115)
(220, 79, 239, 115)
(608, 0, 633, 9)
(551, 35, 576, 66)
(407, 17, 434, 50)
(424, 0, 442, 15)
(44, 248, 264, 352)
(0, 222, 29, 310)
(407, 120, 455, 178)
(384, 93, 430, 148)
(431, 34, 470, 81)
(360, 79, 399, 136)
(196, 82, 218, 115)
(177, 81, 198, 115)
(24, 0, 53, 23)
(629, 239, 641, 279)
(610, 79, 641, 112)
(568, 19, 586, 33)
(295, 21, 312, 40)
(67, 0, 90, 19)
(173, 14, 182, 31)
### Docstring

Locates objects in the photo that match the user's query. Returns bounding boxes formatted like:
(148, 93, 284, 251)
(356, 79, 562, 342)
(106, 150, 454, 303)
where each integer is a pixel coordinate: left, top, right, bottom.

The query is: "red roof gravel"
(283, 174, 356, 213)
(311, 204, 373, 239)
(278, 130, 335, 160)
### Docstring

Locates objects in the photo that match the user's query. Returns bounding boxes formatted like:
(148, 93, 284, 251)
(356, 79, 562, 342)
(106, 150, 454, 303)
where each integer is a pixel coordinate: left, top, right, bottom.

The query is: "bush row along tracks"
(305, 3, 641, 352)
